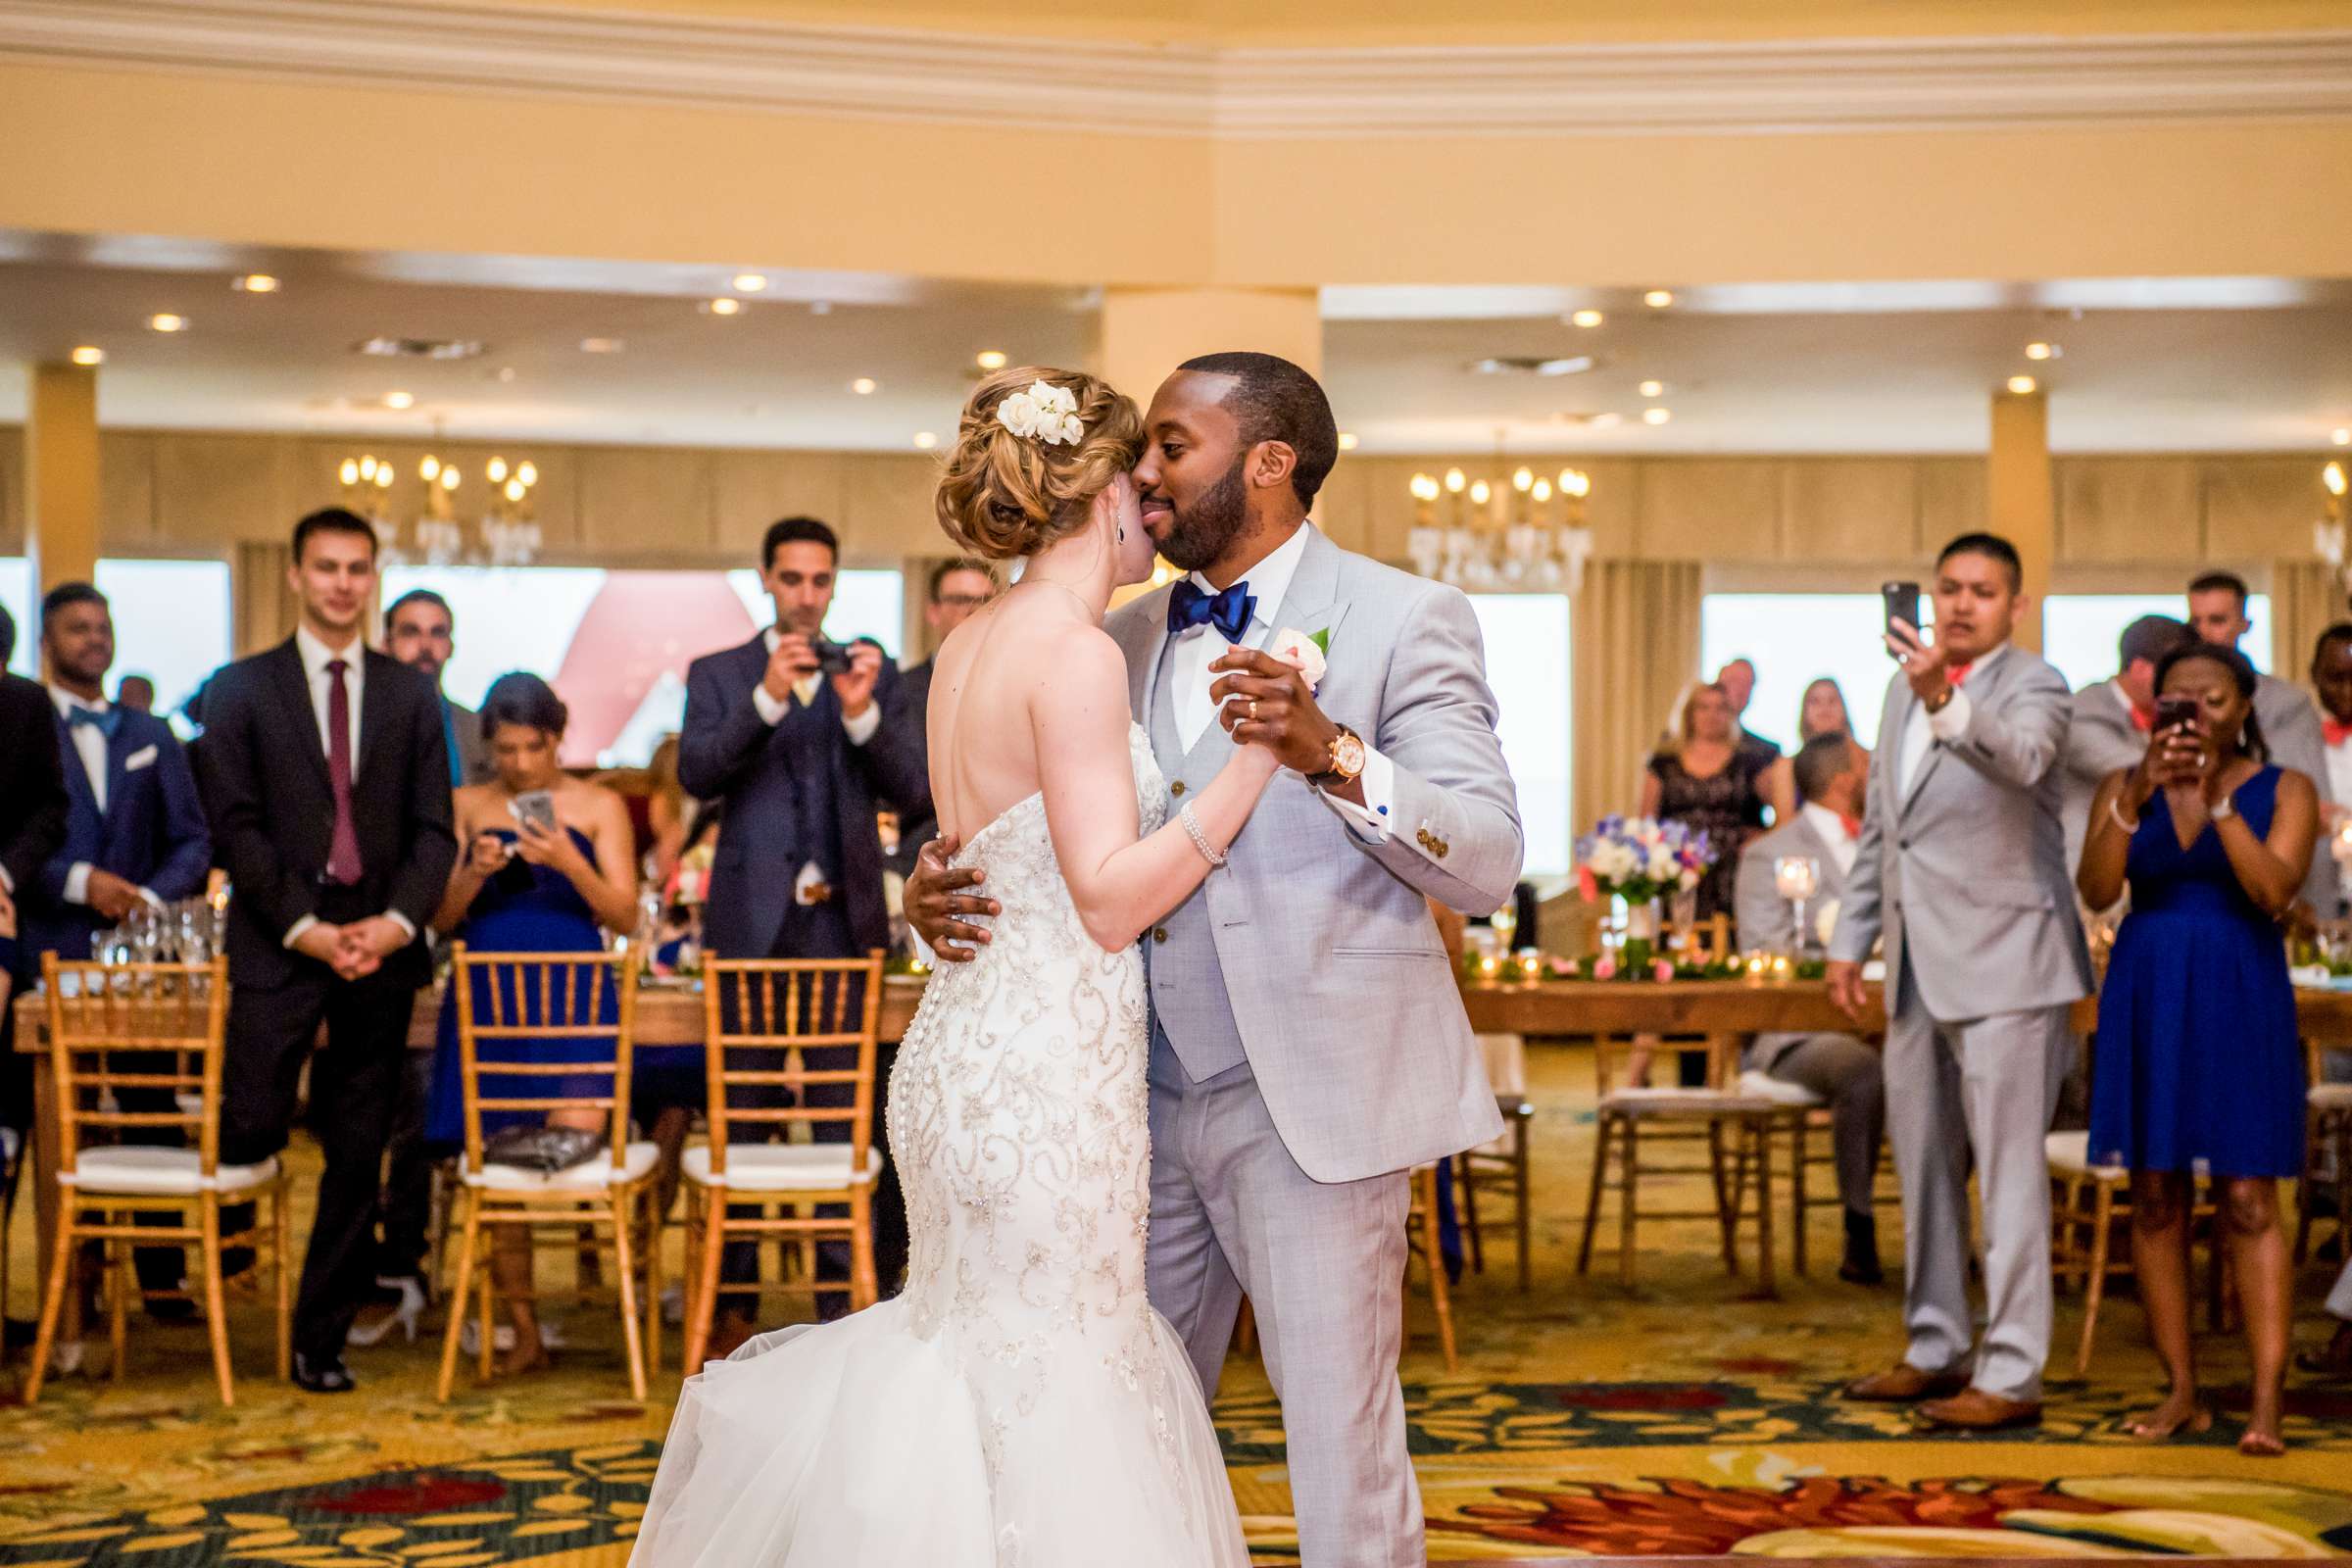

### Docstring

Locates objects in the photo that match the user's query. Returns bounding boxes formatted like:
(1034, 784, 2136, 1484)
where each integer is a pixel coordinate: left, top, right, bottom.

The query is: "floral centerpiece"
(1574, 815, 1713, 976)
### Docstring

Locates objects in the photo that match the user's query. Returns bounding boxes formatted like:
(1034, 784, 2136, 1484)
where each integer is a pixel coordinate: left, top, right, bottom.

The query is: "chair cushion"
(2311, 1083, 2352, 1111)
(681, 1143, 883, 1192)
(62, 1147, 281, 1197)
(1737, 1068, 1827, 1108)
(466, 1140, 660, 1191)
(2045, 1130, 2127, 1181)
(1601, 1087, 1782, 1116)
(1477, 1032, 1528, 1096)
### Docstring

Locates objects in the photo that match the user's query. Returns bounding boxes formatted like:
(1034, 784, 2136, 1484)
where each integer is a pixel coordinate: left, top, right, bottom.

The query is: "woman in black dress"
(1639, 681, 1774, 929)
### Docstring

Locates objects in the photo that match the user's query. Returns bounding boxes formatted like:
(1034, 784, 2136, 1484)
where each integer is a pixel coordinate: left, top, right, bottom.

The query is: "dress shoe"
(291, 1352, 357, 1394)
(1917, 1387, 2041, 1430)
(1838, 1212, 1884, 1286)
(346, 1276, 427, 1348)
(1843, 1362, 1968, 1402)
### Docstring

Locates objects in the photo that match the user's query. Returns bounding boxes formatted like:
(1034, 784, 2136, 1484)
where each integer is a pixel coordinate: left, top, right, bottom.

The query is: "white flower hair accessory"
(996, 380, 1083, 447)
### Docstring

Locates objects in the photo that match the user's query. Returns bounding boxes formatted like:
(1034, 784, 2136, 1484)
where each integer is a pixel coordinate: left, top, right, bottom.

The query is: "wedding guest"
(2080, 642, 2314, 1454)
(412, 673, 641, 1370)
(0, 604, 69, 1176)
(1761, 676, 1863, 816)
(2311, 623, 2352, 834)
(2060, 613, 2192, 882)
(2188, 572, 2333, 913)
(884, 558, 996, 877)
(1830, 531, 2092, 1432)
(678, 515, 928, 1348)
(114, 674, 155, 714)
(1715, 657, 1783, 764)
(384, 589, 493, 788)
(24, 583, 213, 1314)
(1735, 734, 1884, 1284)
(1640, 681, 1772, 929)
(196, 508, 457, 1394)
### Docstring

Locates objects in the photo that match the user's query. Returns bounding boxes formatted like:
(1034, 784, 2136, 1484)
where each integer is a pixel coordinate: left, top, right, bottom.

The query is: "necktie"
(324, 659, 364, 886)
(1946, 660, 1975, 687)
(1167, 579, 1254, 642)
(1838, 811, 1863, 839)
(68, 704, 122, 741)
(2328, 718, 2352, 749)
(439, 699, 465, 788)
(793, 675, 821, 709)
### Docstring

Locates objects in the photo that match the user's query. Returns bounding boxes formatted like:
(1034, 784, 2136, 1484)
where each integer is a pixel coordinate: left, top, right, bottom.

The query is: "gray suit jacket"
(2059, 680, 2145, 885)
(1829, 644, 2092, 1022)
(444, 697, 495, 787)
(1736, 812, 1853, 1070)
(1106, 526, 1520, 1183)
(2255, 671, 2336, 910)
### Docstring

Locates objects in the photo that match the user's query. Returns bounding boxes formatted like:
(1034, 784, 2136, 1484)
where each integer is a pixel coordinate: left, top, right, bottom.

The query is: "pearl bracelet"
(1180, 803, 1226, 868)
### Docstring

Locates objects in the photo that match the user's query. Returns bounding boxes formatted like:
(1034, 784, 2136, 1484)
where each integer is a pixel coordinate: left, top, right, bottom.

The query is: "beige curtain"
(2273, 558, 2344, 689)
(233, 540, 296, 657)
(1572, 560, 1702, 832)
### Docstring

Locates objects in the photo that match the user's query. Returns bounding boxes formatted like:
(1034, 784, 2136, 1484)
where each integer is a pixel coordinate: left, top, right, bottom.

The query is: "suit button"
(1437, 843, 1450, 858)
(1898, 841, 1910, 851)
(1152, 927, 1168, 944)
(1170, 781, 1186, 797)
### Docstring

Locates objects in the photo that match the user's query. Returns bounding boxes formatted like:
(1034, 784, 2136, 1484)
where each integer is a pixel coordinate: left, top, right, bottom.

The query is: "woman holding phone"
(407, 672, 641, 1370)
(2080, 642, 2314, 1455)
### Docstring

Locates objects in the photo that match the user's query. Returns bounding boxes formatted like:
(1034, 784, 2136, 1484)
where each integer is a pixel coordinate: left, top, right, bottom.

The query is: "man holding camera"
(679, 515, 929, 1349)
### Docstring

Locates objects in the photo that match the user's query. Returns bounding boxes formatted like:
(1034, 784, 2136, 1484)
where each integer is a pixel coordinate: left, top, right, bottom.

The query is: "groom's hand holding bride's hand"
(1210, 649, 1353, 799)
(906, 835, 1000, 963)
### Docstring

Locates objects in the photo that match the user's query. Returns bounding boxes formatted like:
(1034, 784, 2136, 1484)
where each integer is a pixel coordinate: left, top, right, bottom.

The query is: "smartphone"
(510, 789, 559, 836)
(2153, 693, 2199, 735)
(809, 638, 855, 675)
(1881, 581, 1922, 652)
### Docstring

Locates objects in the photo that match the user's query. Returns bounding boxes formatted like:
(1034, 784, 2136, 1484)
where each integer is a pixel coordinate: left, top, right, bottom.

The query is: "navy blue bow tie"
(67, 705, 122, 741)
(1167, 579, 1255, 642)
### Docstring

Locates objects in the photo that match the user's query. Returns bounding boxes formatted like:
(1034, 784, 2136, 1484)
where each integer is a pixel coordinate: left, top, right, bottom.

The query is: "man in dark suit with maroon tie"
(195, 509, 457, 1393)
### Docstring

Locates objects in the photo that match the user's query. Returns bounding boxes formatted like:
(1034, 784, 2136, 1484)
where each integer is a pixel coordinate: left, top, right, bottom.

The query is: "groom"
(912, 352, 1520, 1567)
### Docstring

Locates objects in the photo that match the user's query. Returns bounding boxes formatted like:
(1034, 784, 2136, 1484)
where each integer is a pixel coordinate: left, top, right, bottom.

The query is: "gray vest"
(1145, 629, 1250, 1083)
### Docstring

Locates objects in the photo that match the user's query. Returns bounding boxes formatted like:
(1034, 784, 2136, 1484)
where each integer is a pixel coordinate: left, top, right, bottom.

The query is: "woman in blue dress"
(2080, 642, 2315, 1455)
(420, 673, 642, 1373)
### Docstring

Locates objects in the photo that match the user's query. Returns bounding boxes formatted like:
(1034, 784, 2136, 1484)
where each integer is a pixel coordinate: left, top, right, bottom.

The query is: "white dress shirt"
(751, 626, 882, 745)
(48, 685, 165, 910)
(2326, 728, 2352, 815)
(1895, 640, 2009, 803)
(1167, 524, 1395, 841)
(1798, 802, 1860, 878)
(284, 626, 414, 949)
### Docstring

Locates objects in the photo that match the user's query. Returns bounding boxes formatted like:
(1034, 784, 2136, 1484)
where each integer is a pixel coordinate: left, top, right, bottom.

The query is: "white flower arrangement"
(996, 380, 1083, 447)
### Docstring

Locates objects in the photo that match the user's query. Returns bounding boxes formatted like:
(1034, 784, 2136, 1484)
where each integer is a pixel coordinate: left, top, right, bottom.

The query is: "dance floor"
(5, 1043, 2350, 1564)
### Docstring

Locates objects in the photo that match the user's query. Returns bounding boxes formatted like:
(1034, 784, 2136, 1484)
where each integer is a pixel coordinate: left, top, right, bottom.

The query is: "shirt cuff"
(0, 865, 11, 894)
(1317, 745, 1396, 843)
(1927, 686, 1974, 743)
(840, 701, 881, 747)
(64, 861, 94, 906)
(384, 910, 418, 943)
(752, 680, 789, 727)
(138, 887, 168, 910)
(283, 914, 319, 949)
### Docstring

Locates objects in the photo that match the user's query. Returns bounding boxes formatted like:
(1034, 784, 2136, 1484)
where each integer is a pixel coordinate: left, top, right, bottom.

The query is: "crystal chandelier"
(1406, 464, 1594, 593)
(338, 451, 544, 567)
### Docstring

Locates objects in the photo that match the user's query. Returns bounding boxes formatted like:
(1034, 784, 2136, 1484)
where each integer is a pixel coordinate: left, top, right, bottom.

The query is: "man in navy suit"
(26, 582, 215, 1310)
(679, 515, 927, 1348)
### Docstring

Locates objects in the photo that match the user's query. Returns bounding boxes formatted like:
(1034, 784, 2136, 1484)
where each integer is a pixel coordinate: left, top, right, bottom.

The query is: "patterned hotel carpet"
(8, 1041, 2352, 1564)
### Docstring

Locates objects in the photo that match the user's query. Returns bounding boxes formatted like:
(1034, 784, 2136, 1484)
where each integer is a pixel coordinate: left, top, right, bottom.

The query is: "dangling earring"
(1117, 524, 1126, 543)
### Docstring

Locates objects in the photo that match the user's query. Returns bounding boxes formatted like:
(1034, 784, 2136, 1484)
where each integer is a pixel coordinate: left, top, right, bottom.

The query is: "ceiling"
(1, 236, 2348, 456)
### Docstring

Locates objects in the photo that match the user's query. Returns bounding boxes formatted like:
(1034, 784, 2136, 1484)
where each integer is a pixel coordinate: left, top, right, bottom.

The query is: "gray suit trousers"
(1885, 961, 2072, 1401)
(1146, 1031, 1420, 1568)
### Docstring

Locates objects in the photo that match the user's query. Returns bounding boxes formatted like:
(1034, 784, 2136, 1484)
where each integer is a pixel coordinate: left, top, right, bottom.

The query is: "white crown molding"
(2, 0, 2348, 140)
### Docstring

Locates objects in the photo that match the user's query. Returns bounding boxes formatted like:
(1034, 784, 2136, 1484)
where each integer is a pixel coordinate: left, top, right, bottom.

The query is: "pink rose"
(1653, 958, 1675, 983)
(1267, 627, 1329, 692)
(1592, 955, 1618, 980)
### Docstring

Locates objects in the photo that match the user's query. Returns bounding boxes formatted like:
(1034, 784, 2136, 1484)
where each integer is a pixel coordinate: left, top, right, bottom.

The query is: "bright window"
(2043, 593, 2272, 692)
(1701, 594, 1909, 756)
(1, 557, 230, 722)
(1467, 594, 1571, 876)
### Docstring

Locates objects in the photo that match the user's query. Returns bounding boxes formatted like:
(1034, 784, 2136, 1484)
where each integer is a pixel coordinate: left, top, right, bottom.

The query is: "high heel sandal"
(345, 1276, 426, 1348)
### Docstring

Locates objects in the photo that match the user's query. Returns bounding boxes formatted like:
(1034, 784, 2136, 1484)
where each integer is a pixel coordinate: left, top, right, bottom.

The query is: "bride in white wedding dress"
(633, 368, 1276, 1567)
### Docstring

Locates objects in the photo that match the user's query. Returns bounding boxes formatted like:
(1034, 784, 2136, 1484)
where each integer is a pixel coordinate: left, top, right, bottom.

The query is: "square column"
(26, 362, 102, 596)
(1987, 385, 2052, 653)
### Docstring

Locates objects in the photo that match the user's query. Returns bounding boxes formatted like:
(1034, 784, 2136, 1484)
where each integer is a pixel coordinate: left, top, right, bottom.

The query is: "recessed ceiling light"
(732, 273, 768, 292)
(1643, 290, 1675, 309)
(1642, 407, 1672, 425)
(704, 297, 743, 317)
(70, 345, 104, 366)
(233, 273, 279, 293)
(1337, 432, 1359, 452)
(1638, 379, 1665, 398)
(2007, 374, 2038, 394)
(383, 390, 415, 410)
(579, 337, 624, 354)
(2025, 341, 2059, 361)
(1569, 309, 1603, 328)
(147, 314, 187, 333)
(2334, 427, 2351, 446)
(912, 431, 938, 450)
(975, 350, 1007, 371)
(851, 377, 878, 395)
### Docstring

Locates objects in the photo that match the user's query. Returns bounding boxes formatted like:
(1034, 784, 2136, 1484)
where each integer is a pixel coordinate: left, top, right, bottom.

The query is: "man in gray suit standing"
(1829, 532, 2092, 1432)
(912, 353, 1519, 1568)
(2059, 613, 2190, 883)
(2187, 572, 2334, 913)
(1736, 733, 1884, 1284)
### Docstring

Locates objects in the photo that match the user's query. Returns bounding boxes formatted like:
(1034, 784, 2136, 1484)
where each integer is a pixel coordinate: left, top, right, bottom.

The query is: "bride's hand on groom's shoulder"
(907, 835, 1000, 962)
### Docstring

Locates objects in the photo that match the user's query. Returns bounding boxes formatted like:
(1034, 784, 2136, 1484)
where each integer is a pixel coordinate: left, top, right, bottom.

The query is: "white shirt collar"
(295, 623, 366, 680)
(48, 684, 107, 719)
(2108, 678, 2139, 720)
(1800, 801, 1854, 844)
(1182, 523, 1313, 636)
(1954, 639, 2009, 679)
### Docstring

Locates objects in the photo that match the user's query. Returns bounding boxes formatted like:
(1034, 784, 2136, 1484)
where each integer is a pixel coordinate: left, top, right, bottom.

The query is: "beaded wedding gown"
(634, 723, 1248, 1568)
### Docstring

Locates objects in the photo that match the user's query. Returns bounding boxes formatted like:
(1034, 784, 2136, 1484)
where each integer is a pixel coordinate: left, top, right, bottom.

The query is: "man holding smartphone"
(679, 515, 929, 1351)
(1828, 532, 2091, 1431)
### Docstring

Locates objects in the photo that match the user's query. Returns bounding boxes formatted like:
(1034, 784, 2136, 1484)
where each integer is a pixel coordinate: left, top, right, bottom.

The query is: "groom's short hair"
(1178, 352, 1339, 509)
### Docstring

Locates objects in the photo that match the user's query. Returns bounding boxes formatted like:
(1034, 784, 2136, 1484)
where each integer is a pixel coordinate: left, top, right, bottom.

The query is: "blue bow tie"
(1167, 579, 1254, 642)
(67, 705, 122, 741)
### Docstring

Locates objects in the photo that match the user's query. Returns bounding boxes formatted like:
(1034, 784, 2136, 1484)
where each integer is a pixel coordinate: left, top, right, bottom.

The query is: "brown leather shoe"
(1842, 1362, 1969, 1402)
(1916, 1387, 2043, 1430)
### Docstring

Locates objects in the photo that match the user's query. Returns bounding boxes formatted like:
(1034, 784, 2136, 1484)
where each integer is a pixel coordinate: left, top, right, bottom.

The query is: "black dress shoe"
(292, 1353, 357, 1394)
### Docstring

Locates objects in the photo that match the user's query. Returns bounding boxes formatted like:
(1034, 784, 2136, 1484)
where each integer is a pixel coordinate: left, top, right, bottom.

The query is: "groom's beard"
(1154, 456, 1250, 573)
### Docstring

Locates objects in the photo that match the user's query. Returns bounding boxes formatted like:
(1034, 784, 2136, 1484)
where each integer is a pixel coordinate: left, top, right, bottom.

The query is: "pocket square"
(123, 745, 159, 772)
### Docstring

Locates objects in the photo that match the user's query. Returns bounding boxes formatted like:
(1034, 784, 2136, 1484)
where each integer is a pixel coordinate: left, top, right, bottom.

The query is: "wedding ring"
(1249, 699, 1259, 719)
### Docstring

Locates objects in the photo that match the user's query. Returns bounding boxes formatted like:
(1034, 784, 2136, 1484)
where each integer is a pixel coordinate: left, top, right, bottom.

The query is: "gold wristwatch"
(1309, 723, 1367, 788)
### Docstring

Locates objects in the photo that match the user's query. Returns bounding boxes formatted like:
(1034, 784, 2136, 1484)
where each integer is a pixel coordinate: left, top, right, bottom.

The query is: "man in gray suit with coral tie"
(1829, 532, 2092, 1432)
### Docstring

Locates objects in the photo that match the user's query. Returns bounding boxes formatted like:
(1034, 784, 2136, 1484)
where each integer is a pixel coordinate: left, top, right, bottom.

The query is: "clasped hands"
(292, 914, 410, 981)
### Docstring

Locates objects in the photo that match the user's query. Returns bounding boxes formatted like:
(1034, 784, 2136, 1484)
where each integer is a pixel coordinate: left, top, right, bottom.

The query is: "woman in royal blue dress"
(2080, 642, 2315, 1455)
(421, 673, 643, 1373)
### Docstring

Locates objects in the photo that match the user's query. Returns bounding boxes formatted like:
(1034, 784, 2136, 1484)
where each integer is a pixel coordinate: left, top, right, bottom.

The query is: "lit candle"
(1479, 955, 1501, 979)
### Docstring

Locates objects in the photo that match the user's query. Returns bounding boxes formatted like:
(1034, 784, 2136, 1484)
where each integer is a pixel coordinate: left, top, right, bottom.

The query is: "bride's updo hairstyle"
(935, 366, 1144, 562)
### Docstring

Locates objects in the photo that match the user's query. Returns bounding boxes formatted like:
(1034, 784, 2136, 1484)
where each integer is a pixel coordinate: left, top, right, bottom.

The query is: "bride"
(632, 368, 1275, 1566)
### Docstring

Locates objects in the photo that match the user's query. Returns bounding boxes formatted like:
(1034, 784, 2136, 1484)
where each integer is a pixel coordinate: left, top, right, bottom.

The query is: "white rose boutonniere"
(1267, 626, 1330, 692)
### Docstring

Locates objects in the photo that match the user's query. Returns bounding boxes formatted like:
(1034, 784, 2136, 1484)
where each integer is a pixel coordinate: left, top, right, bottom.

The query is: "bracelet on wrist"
(1179, 803, 1227, 868)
